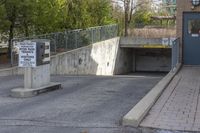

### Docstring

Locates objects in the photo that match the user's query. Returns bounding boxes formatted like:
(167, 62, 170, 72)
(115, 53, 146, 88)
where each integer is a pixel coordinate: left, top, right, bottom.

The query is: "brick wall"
(177, 0, 200, 62)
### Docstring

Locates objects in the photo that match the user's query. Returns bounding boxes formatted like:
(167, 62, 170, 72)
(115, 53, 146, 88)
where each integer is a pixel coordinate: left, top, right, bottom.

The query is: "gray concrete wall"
(120, 37, 171, 48)
(120, 37, 163, 45)
(50, 37, 121, 75)
(0, 37, 172, 76)
(134, 48, 171, 72)
(113, 48, 133, 75)
(0, 37, 133, 76)
(132, 49, 136, 72)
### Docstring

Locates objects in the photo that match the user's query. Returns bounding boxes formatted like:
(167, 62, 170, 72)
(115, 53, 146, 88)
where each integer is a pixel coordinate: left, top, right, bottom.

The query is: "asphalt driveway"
(0, 74, 164, 133)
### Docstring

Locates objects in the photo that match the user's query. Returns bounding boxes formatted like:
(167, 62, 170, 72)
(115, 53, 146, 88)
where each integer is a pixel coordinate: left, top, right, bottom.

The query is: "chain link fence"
(11, 24, 118, 66)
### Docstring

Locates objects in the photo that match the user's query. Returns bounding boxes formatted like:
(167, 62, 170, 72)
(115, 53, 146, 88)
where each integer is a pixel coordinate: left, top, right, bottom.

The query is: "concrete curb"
(11, 82, 61, 98)
(123, 63, 182, 127)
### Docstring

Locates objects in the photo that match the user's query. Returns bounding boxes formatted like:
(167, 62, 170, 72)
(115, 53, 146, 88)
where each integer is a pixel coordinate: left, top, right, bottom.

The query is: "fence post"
(65, 31, 68, 51)
(99, 27, 102, 41)
(116, 25, 118, 37)
(75, 31, 78, 49)
(172, 41, 174, 69)
(91, 28, 94, 44)
(177, 39, 180, 65)
(77, 30, 80, 48)
(10, 39, 14, 67)
(55, 33, 57, 54)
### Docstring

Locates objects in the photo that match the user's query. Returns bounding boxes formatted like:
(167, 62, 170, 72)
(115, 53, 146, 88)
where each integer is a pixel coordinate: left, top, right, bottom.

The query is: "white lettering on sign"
(18, 41, 36, 67)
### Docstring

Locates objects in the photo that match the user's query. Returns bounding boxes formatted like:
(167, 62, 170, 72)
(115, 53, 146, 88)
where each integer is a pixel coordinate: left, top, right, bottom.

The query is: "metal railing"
(171, 38, 180, 69)
(11, 24, 118, 66)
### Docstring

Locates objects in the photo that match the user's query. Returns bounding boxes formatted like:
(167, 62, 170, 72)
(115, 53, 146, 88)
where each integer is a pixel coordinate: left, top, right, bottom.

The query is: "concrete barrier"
(0, 37, 173, 76)
(0, 37, 132, 76)
(50, 37, 120, 75)
(123, 63, 182, 127)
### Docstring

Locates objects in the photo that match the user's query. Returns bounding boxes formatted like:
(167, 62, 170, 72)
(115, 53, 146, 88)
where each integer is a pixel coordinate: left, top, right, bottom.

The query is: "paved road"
(0, 74, 165, 133)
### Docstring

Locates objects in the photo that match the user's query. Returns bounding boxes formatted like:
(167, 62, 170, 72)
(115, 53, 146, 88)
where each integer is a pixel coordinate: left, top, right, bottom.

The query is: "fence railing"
(11, 24, 118, 66)
(171, 38, 180, 70)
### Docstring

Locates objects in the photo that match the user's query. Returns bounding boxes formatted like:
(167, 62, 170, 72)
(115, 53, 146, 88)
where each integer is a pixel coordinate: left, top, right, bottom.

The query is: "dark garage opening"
(119, 48, 172, 74)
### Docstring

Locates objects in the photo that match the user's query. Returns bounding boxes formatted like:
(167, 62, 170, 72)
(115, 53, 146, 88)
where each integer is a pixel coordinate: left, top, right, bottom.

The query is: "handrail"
(171, 38, 180, 69)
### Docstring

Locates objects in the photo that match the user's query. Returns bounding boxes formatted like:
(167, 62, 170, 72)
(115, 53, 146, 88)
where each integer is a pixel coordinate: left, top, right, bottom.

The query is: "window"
(188, 20, 200, 36)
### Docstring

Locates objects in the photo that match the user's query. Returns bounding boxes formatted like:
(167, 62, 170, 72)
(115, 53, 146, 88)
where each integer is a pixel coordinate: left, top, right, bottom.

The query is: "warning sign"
(18, 41, 36, 67)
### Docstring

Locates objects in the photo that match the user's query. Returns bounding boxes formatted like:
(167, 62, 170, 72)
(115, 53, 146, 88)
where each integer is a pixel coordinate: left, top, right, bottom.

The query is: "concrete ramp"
(140, 66, 200, 132)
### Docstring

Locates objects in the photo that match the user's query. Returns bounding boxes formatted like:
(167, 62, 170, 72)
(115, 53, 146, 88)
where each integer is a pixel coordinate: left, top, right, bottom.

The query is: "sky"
(112, 0, 162, 10)
(113, 0, 162, 7)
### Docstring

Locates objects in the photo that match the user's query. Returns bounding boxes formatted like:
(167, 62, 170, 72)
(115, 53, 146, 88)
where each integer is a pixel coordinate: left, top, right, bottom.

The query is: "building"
(162, 0, 176, 16)
(177, 0, 200, 65)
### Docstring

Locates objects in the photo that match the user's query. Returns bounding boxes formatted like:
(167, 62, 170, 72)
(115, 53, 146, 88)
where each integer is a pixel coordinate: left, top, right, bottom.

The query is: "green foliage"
(0, 0, 115, 37)
(86, 0, 114, 26)
(0, 4, 10, 32)
(132, 10, 153, 27)
(0, 0, 115, 56)
(32, 0, 66, 34)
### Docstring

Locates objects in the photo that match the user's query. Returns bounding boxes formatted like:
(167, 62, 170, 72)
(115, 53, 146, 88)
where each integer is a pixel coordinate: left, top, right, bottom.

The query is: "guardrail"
(11, 24, 118, 66)
(171, 38, 180, 69)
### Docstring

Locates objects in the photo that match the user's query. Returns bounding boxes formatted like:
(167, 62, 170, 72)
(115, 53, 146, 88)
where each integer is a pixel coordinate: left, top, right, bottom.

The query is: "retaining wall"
(0, 37, 131, 76)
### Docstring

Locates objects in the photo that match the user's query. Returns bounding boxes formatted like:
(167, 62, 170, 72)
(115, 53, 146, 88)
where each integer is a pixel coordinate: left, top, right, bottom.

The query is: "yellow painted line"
(143, 45, 170, 48)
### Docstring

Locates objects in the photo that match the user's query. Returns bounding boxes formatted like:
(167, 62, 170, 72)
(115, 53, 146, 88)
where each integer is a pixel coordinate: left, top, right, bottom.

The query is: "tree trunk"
(124, 0, 130, 37)
(24, 22, 29, 37)
(8, 21, 14, 58)
(124, 10, 129, 36)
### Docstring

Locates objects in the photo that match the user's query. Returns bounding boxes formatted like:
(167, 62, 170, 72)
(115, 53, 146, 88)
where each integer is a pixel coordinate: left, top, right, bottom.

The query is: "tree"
(0, 0, 116, 58)
(32, 0, 66, 34)
(0, 0, 67, 57)
(64, 0, 90, 29)
(1, 0, 19, 57)
(18, 0, 35, 37)
(64, 0, 114, 29)
(132, 10, 153, 27)
(87, 0, 114, 26)
(121, 0, 153, 36)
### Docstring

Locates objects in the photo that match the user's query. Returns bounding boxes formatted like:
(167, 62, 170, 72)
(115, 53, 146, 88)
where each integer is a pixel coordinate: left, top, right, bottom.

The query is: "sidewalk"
(141, 66, 200, 132)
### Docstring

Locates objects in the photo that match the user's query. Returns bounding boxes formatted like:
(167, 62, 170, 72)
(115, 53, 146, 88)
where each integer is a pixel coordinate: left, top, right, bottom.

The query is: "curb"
(11, 82, 61, 98)
(123, 63, 182, 127)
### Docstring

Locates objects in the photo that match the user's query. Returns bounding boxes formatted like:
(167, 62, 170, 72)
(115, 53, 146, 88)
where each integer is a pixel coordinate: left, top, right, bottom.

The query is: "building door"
(183, 12, 200, 65)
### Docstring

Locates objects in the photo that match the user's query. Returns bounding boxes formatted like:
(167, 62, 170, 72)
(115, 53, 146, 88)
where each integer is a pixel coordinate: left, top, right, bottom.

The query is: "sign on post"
(162, 38, 169, 46)
(18, 41, 36, 67)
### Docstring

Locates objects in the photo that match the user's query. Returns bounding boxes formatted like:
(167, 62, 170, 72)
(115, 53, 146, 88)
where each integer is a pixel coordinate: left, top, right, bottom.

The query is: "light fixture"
(191, 0, 200, 6)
